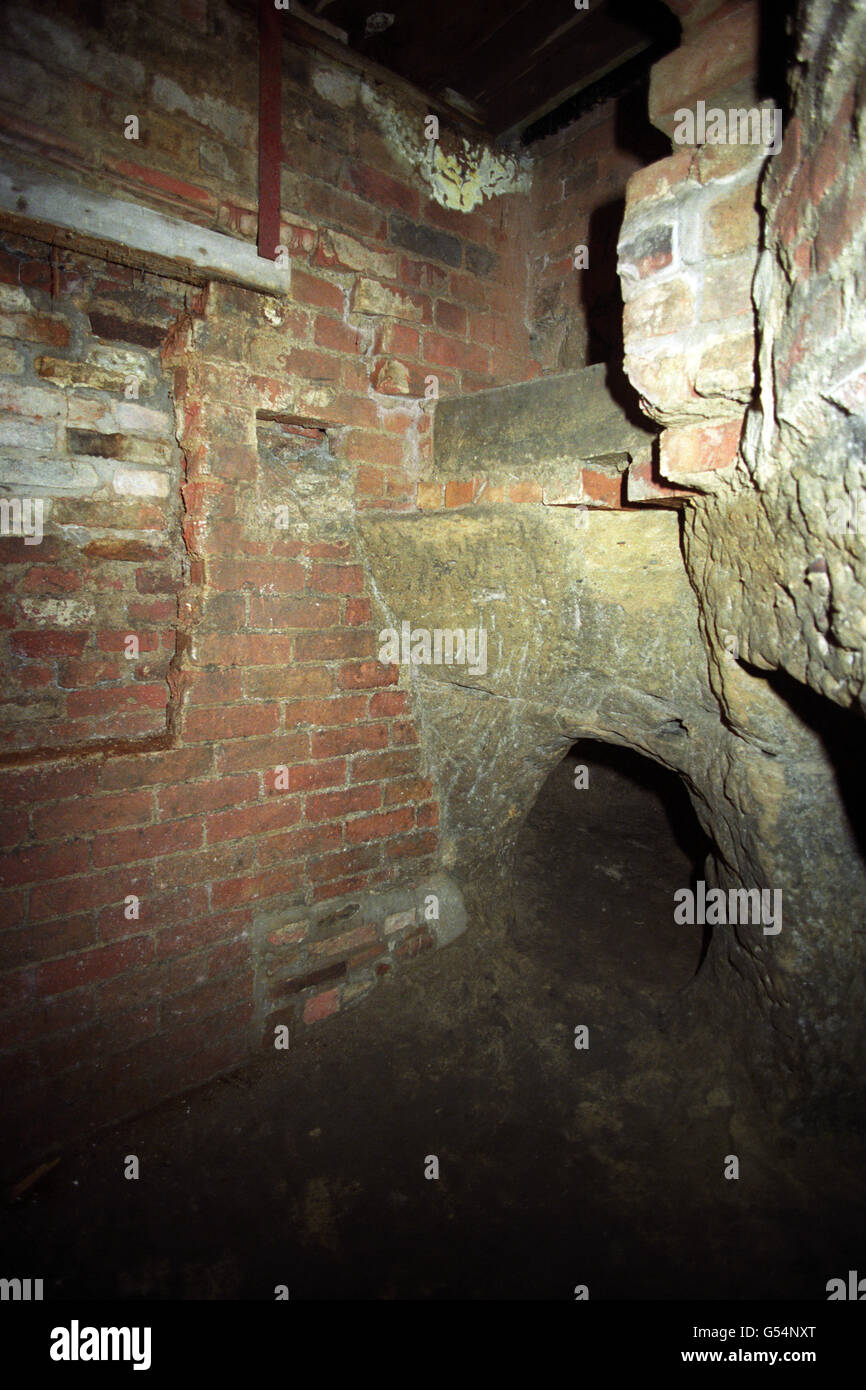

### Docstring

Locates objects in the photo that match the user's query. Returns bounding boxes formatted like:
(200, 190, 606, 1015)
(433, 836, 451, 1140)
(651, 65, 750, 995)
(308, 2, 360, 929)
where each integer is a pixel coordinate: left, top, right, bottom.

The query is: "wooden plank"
(482, 9, 651, 135)
(0, 156, 292, 295)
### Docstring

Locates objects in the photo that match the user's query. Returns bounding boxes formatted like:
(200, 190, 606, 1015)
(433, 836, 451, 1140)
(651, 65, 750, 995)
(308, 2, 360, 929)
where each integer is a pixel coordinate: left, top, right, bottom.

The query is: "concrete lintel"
(0, 156, 291, 296)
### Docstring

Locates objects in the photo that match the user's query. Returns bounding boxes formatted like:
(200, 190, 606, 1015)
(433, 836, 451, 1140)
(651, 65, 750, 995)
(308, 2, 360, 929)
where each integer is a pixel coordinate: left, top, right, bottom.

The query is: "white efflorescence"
(360, 82, 532, 212)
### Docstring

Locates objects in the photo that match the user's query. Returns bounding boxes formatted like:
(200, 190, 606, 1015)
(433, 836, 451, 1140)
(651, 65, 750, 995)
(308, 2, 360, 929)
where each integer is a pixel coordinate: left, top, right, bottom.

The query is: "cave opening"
(508, 739, 714, 1010)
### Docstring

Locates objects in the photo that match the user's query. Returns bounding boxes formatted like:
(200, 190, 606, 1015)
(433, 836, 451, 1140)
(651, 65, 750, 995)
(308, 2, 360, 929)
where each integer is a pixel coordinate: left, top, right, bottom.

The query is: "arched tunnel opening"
(508, 739, 714, 1007)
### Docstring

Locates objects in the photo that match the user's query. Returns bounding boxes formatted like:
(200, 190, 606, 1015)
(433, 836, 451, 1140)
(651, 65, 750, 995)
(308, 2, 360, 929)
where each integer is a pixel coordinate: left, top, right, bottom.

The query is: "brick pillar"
(617, 0, 767, 488)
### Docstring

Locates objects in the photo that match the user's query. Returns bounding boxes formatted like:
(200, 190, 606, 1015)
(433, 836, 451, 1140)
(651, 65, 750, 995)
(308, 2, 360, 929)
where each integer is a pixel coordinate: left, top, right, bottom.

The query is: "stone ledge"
(432, 364, 657, 477)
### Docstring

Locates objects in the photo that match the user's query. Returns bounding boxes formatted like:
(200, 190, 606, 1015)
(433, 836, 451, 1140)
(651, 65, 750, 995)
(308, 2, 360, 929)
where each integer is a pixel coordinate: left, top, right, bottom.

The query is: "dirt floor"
(3, 743, 865, 1300)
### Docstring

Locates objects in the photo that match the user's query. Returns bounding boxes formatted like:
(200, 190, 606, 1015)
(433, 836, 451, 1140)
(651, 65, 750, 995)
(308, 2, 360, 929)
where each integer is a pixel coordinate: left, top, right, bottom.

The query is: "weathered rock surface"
(362, 353, 866, 1121)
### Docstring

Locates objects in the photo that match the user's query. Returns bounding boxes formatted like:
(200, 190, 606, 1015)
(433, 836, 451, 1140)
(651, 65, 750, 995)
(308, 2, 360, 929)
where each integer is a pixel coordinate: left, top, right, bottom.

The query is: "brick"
(207, 799, 301, 843)
(659, 417, 743, 477)
(102, 884, 210, 941)
(314, 315, 363, 354)
(290, 269, 344, 313)
(184, 703, 279, 742)
(702, 182, 761, 257)
(508, 481, 543, 504)
(346, 164, 419, 218)
(345, 807, 414, 844)
(337, 660, 398, 690)
(465, 244, 497, 279)
(0, 842, 84, 888)
(285, 347, 342, 382)
(275, 759, 346, 793)
(315, 230, 397, 280)
(618, 225, 674, 281)
(208, 940, 250, 977)
(88, 312, 167, 348)
(0, 914, 94, 972)
(309, 563, 363, 594)
(258, 823, 343, 864)
(307, 844, 380, 883)
(157, 774, 258, 820)
(384, 908, 416, 935)
(370, 356, 421, 396)
(423, 333, 488, 374)
(435, 300, 468, 335)
(65, 684, 167, 719)
(625, 151, 695, 210)
(311, 724, 388, 758)
(369, 689, 409, 716)
(185, 670, 245, 705)
(306, 784, 381, 822)
(108, 159, 216, 209)
(283, 695, 367, 727)
(376, 321, 420, 356)
(35, 935, 152, 995)
(352, 279, 427, 321)
(294, 630, 375, 661)
(206, 634, 295, 666)
(93, 818, 202, 868)
(31, 790, 152, 841)
(393, 922, 435, 954)
(11, 630, 88, 658)
(217, 730, 310, 772)
(623, 278, 695, 340)
(309, 923, 378, 960)
(0, 311, 70, 346)
(209, 559, 305, 593)
(581, 469, 624, 507)
(389, 215, 461, 267)
(345, 597, 372, 626)
(271, 961, 345, 998)
(28, 866, 150, 923)
(445, 479, 476, 507)
(313, 875, 370, 902)
(162, 975, 251, 1028)
(417, 480, 444, 510)
(211, 865, 303, 909)
(383, 776, 434, 806)
(341, 430, 405, 469)
(242, 666, 333, 699)
(302, 987, 340, 1024)
(626, 458, 694, 504)
(351, 749, 420, 783)
(700, 258, 756, 321)
(99, 746, 212, 791)
(390, 720, 419, 746)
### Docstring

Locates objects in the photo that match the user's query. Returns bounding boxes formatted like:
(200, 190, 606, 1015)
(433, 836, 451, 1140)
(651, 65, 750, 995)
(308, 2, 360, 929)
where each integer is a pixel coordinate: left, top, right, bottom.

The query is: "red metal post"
(258, 0, 282, 262)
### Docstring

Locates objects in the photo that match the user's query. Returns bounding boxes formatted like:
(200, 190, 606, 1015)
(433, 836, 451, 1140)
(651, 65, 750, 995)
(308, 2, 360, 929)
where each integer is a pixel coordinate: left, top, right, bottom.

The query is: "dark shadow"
(739, 659, 866, 860)
(570, 738, 711, 867)
(757, 0, 797, 117)
(577, 75, 669, 432)
(510, 738, 714, 992)
(583, 196, 655, 432)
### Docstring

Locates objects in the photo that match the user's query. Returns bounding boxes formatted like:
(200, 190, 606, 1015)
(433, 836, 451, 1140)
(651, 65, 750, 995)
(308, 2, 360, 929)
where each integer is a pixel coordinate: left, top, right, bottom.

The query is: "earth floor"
(3, 744, 864, 1300)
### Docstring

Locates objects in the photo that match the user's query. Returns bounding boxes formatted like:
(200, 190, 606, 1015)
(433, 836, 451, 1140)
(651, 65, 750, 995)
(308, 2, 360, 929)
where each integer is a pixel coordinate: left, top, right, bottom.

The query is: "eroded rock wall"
(615, 0, 866, 1119)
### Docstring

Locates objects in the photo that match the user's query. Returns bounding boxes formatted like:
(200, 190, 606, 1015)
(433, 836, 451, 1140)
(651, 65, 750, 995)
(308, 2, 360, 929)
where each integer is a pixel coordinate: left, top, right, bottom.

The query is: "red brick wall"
(0, 0, 535, 1170)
